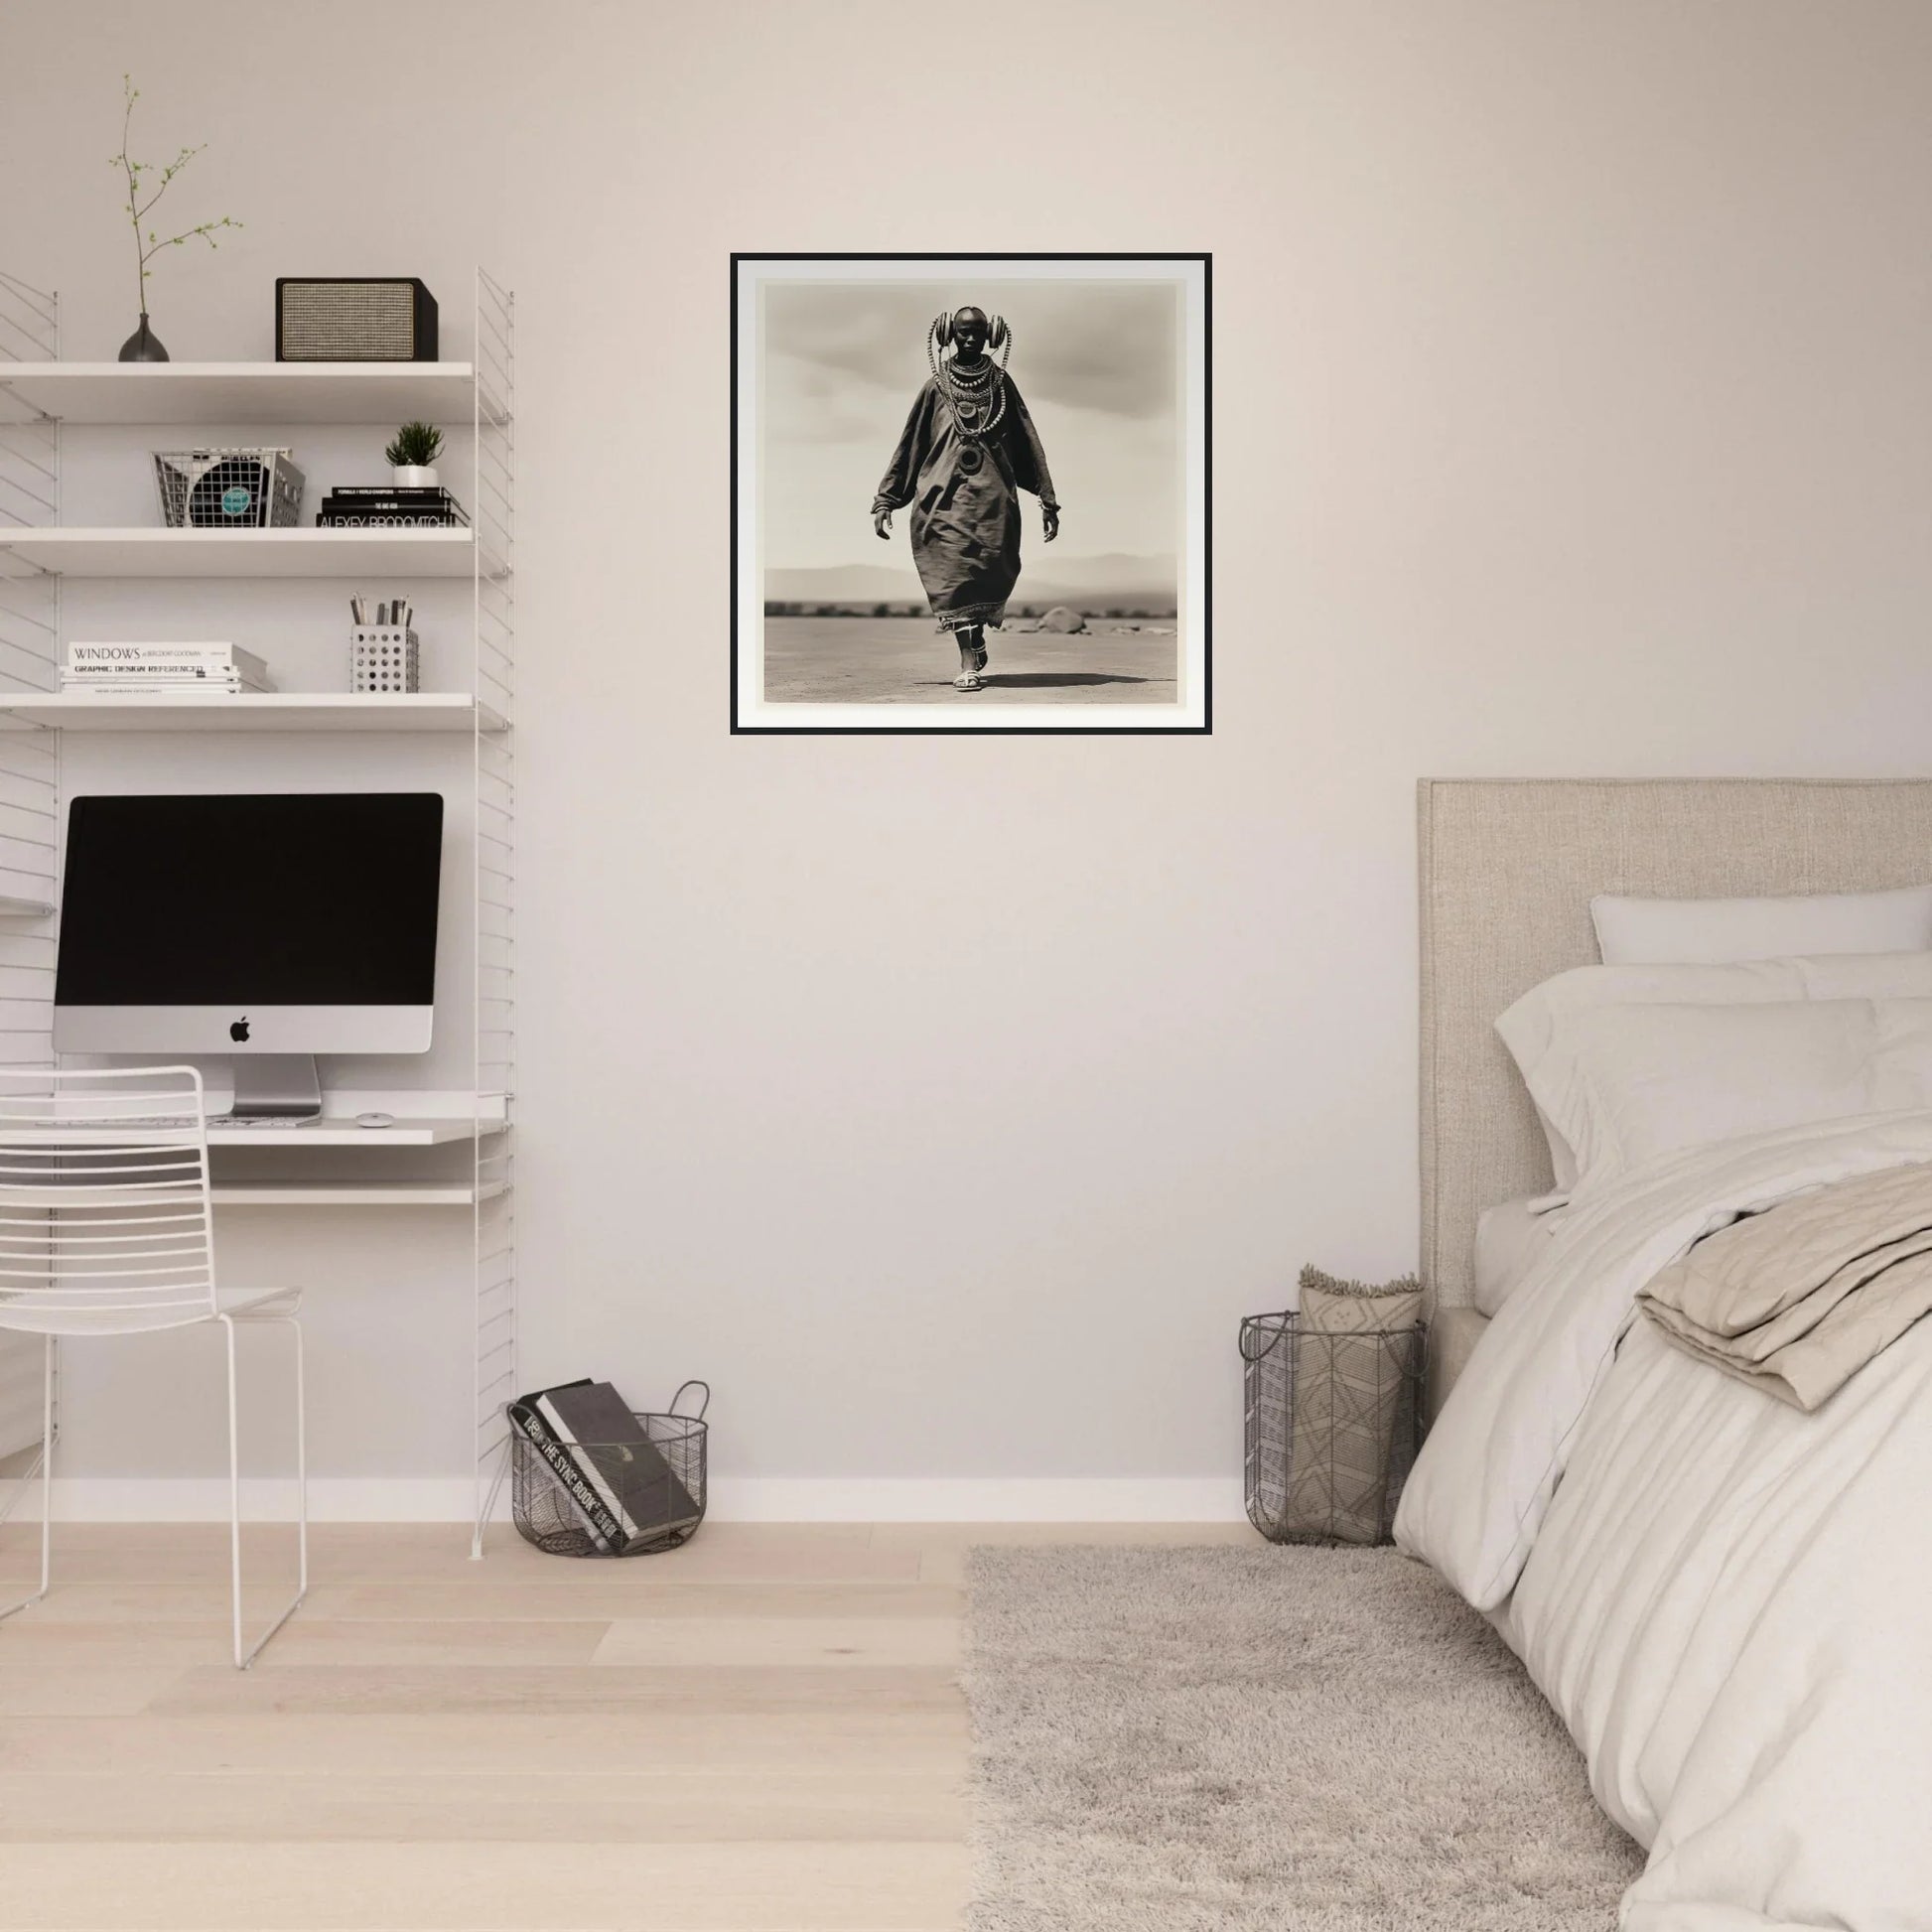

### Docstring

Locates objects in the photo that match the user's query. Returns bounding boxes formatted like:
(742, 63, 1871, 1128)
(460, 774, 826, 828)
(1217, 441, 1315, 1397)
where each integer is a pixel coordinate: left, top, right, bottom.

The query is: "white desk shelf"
(210, 1116, 489, 1148)
(5, 1117, 494, 1150)
(0, 360, 490, 427)
(0, 266, 518, 1558)
(0, 526, 484, 579)
(212, 1180, 509, 1208)
(0, 692, 506, 734)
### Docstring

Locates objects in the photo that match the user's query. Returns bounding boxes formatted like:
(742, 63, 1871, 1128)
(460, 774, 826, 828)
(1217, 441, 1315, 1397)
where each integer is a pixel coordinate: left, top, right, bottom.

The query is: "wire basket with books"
(508, 1379, 708, 1557)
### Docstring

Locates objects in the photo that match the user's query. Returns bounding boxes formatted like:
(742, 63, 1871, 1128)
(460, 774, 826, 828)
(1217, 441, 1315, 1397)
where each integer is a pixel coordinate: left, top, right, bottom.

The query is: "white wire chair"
(0, 1065, 306, 1667)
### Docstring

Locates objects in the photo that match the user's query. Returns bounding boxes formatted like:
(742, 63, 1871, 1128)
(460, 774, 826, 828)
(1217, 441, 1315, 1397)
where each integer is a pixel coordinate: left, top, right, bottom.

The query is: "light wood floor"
(0, 1520, 1252, 1930)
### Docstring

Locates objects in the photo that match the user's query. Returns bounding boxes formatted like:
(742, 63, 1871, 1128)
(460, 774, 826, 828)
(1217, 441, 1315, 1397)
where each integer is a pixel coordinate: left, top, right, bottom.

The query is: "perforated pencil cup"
(349, 625, 420, 693)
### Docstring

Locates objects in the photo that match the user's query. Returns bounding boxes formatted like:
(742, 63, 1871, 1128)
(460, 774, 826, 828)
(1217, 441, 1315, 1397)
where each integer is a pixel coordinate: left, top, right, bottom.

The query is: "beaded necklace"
(928, 327, 1014, 445)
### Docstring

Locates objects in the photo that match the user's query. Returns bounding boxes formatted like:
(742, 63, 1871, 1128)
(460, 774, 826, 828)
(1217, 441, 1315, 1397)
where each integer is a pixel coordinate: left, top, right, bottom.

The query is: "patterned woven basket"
(1241, 1311, 1425, 1546)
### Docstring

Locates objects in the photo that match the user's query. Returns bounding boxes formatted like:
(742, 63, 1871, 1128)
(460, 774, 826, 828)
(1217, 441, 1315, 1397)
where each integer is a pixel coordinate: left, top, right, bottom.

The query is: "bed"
(1399, 777, 1932, 1931)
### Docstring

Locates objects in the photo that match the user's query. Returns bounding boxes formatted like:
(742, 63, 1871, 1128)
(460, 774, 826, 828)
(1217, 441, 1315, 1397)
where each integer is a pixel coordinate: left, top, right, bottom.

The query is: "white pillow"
(1472, 1196, 1564, 1316)
(1496, 952, 1932, 1193)
(1516, 997, 1932, 1201)
(1591, 884, 1932, 965)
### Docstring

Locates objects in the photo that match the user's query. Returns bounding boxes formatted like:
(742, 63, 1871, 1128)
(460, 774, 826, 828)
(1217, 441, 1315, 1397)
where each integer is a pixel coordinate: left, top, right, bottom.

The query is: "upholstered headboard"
(1419, 777, 1932, 1312)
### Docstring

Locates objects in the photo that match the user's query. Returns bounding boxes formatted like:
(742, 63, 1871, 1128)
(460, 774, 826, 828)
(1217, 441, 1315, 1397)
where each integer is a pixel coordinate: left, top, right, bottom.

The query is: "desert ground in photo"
(761, 617, 1179, 707)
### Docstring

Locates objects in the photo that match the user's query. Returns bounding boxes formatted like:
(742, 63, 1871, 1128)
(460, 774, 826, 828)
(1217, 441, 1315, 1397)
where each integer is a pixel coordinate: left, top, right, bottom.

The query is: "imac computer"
(54, 792, 445, 1119)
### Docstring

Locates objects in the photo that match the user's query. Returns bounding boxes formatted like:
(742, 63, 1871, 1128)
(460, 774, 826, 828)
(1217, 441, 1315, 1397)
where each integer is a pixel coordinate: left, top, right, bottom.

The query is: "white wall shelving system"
(0, 267, 517, 1552)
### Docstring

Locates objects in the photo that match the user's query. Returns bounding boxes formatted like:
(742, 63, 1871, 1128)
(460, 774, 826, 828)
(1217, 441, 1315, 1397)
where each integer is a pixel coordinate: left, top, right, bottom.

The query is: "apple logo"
(229, 1018, 250, 1043)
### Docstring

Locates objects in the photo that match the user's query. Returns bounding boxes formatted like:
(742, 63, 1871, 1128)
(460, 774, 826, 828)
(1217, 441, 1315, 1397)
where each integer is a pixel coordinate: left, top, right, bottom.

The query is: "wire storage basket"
(509, 1381, 708, 1558)
(153, 448, 306, 528)
(1242, 1311, 1424, 1547)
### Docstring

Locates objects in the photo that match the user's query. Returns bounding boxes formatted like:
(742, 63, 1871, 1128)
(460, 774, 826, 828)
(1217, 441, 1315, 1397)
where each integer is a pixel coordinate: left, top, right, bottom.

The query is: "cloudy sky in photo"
(758, 277, 1179, 573)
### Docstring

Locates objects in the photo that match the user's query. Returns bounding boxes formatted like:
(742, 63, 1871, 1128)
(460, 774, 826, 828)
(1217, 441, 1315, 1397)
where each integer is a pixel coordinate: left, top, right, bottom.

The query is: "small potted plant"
(384, 421, 444, 488)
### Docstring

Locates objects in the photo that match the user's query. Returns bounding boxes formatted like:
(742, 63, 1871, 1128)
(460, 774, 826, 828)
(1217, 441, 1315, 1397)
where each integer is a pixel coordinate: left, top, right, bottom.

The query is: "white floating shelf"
(3, 1117, 488, 1150)
(0, 526, 483, 579)
(211, 1179, 506, 1208)
(0, 360, 485, 426)
(205, 1116, 487, 1148)
(0, 692, 504, 734)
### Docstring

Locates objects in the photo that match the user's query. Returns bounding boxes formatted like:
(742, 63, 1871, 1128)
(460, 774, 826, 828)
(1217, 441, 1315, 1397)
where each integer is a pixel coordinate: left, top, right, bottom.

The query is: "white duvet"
(1396, 1112, 1932, 1931)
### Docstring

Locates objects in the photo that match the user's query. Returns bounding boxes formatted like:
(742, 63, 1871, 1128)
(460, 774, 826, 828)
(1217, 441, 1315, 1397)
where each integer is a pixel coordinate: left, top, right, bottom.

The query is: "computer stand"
(227, 1055, 323, 1121)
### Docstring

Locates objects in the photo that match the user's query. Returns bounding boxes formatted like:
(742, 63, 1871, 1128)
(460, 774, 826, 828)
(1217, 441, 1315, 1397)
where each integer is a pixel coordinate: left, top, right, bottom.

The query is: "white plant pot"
(392, 465, 439, 488)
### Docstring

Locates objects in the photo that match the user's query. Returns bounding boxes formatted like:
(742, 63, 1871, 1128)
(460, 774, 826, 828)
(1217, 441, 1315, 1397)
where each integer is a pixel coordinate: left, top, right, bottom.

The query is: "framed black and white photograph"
(732, 253, 1210, 734)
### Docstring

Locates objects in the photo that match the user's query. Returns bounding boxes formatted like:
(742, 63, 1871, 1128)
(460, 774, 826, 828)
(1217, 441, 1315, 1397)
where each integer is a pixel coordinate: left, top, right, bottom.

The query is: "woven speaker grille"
(279, 283, 420, 360)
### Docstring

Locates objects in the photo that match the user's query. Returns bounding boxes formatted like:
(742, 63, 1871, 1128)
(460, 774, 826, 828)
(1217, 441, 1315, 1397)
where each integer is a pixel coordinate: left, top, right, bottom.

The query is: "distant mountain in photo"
(765, 553, 1177, 614)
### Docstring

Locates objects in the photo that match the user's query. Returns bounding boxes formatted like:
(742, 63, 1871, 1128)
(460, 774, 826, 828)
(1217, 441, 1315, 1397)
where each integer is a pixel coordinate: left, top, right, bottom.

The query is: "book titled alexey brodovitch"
(509, 1379, 704, 1556)
(317, 484, 469, 529)
(64, 641, 273, 694)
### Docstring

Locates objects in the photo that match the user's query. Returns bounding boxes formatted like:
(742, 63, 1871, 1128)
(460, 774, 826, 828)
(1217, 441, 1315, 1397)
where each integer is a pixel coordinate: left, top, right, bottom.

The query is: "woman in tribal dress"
(872, 306, 1059, 692)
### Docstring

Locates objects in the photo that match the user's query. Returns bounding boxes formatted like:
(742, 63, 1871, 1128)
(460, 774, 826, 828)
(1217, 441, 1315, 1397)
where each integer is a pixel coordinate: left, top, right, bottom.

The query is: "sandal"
(953, 672, 985, 692)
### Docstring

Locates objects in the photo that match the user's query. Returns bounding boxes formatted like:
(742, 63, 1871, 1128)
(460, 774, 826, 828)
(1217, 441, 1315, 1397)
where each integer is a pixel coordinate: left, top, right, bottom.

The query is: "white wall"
(5, 0, 1932, 1515)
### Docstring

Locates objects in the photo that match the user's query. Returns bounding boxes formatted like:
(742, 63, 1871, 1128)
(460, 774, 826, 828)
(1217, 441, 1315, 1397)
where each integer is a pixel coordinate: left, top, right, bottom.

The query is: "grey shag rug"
(962, 1545, 1643, 1930)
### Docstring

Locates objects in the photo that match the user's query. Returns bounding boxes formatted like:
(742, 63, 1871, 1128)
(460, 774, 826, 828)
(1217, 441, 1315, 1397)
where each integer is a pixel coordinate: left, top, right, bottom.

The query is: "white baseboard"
(33, 1478, 489, 1523)
(24, 1475, 1247, 1525)
(708, 1478, 1247, 1522)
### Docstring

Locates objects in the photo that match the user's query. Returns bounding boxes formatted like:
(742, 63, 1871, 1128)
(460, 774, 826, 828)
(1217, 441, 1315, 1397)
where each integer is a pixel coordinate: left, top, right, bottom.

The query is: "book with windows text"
(65, 641, 271, 693)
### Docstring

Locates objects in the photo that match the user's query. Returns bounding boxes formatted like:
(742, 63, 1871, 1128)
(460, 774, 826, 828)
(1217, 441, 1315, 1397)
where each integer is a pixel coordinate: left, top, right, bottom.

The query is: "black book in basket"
(507, 1381, 620, 1552)
(544, 1381, 702, 1551)
(510, 1381, 709, 1557)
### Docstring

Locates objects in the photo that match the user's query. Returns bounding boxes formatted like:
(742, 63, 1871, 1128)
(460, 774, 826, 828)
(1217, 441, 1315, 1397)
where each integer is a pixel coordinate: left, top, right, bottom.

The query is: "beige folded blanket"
(1639, 1161, 1932, 1410)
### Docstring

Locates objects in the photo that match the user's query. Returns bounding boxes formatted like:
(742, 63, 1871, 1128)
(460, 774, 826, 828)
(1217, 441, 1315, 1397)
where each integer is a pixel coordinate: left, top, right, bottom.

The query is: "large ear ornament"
(989, 314, 1009, 353)
(933, 311, 953, 351)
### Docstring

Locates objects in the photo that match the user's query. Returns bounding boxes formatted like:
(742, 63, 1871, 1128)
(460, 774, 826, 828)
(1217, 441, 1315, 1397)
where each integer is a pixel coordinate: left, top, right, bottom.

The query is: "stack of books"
(316, 485, 469, 529)
(510, 1379, 704, 1555)
(63, 641, 273, 695)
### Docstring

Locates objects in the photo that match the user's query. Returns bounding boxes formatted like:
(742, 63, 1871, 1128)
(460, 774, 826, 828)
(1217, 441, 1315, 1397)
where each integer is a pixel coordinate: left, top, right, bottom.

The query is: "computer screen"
(54, 791, 444, 1055)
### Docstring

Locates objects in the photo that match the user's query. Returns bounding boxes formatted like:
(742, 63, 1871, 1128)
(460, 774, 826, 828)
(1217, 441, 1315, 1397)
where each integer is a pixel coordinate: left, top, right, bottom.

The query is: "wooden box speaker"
(275, 278, 439, 361)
